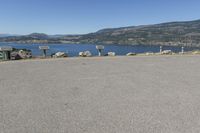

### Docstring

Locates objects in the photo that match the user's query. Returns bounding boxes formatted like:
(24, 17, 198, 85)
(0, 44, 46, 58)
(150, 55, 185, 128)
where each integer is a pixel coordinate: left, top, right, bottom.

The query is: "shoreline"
(1, 42, 200, 62)
(1, 53, 200, 64)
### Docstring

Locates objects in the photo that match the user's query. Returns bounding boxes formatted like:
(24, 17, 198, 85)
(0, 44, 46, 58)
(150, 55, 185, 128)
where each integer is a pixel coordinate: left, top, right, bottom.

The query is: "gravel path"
(0, 56, 200, 133)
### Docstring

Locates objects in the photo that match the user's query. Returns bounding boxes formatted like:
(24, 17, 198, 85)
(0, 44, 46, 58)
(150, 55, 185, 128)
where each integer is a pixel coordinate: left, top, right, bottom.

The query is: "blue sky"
(0, 0, 200, 34)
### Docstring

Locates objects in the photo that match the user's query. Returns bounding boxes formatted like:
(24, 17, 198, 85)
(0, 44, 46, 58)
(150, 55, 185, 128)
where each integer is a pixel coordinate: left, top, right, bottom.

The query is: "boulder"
(11, 49, 32, 60)
(79, 51, 92, 57)
(79, 52, 84, 56)
(161, 50, 172, 55)
(18, 50, 32, 58)
(107, 52, 116, 56)
(11, 52, 22, 60)
(126, 52, 136, 56)
(55, 52, 68, 58)
(146, 52, 154, 56)
(192, 50, 200, 55)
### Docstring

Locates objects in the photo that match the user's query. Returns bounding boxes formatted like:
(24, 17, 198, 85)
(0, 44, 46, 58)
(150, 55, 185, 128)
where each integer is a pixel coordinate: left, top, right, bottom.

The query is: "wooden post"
(96, 45, 104, 56)
(98, 49, 102, 56)
(182, 47, 184, 54)
(39, 46, 50, 58)
(43, 49, 47, 57)
(160, 46, 163, 54)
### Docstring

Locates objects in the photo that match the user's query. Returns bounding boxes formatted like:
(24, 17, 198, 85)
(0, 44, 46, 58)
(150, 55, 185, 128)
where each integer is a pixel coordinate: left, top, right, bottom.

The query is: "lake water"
(0, 43, 199, 57)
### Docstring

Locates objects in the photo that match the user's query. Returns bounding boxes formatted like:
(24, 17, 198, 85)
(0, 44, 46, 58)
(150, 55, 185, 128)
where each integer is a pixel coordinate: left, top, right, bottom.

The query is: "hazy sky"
(0, 0, 200, 34)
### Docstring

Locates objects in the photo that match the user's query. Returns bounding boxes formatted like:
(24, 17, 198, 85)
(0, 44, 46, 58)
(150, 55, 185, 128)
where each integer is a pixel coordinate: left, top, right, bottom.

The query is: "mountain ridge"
(1, 19, 200, 47)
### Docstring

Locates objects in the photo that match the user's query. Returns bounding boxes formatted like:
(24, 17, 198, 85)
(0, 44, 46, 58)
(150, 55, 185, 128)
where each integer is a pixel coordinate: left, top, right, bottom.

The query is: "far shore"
(1, 41, 200, 48)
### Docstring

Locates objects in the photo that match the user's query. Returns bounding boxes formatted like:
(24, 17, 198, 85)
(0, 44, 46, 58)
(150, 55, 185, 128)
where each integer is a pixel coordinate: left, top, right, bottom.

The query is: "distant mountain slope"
(0, 34, 19, 37)
(27, 33, 49, 39)
(77, 19, 200, 46)
(1, 19, 200, 47)
(0, 33, 62, 44)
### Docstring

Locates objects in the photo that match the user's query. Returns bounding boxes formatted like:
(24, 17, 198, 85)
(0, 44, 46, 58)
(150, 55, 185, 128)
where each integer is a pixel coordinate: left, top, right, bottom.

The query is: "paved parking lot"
(0, 56, 200, 133)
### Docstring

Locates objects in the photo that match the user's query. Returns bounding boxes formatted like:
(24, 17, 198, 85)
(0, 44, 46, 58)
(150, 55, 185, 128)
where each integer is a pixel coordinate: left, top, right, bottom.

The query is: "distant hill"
(27, 33, 49, 39)
(77, 19, 200, 47)
(1, 19, 200, 47)
(0, 34, 19, 37)
(0, 33, 61, 44)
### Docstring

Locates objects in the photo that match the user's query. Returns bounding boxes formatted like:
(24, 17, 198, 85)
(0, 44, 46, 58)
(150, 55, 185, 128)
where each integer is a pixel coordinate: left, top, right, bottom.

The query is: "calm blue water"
(0, 43, 199, 57)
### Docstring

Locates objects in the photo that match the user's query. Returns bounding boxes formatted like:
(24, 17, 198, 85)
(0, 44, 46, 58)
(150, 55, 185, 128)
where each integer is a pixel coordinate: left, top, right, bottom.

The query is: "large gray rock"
(107, 52, 116, 56)
(79, 51, 92, 57)
(126, 52, 136, 56)
(11, 49, 32, 60)
(161, 50, 172, 55)
(53, 52, 68, 58)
